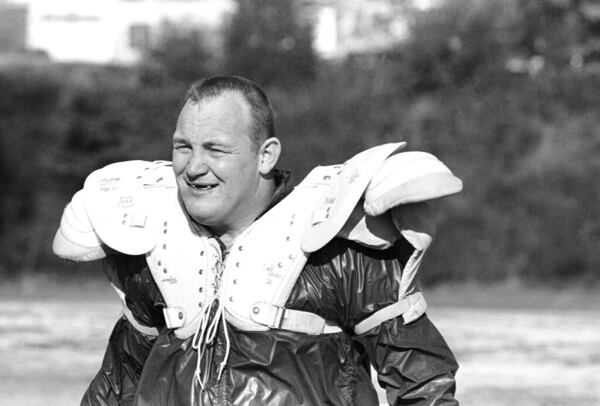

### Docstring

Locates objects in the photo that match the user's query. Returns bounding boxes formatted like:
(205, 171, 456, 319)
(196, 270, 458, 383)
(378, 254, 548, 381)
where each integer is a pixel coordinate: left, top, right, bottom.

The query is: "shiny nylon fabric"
(82, 317, 156, 405)
(82, 172, 458, 406)
(102, 254, 166, 330)
(135, 326, 379, 406)
(84, 237, 458, 406)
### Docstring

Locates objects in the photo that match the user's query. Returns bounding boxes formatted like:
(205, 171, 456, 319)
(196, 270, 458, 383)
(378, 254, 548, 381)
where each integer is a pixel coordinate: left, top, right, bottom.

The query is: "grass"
(2, 275, 599, 406)
(425, 279, 600, 311)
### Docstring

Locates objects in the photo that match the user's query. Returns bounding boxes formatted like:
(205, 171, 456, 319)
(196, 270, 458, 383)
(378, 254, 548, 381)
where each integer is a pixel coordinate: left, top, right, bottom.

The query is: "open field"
(1, 278, 599, 406)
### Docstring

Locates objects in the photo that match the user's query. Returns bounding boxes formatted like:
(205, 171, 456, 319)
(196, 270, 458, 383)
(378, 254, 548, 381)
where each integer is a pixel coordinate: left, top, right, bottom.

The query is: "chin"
(180, 201, 209, 222)
(185, 208, 211, 224)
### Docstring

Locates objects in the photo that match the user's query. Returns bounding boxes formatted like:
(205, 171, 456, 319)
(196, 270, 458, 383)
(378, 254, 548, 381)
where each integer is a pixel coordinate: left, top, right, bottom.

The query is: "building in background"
(303, 0, 412, 59)
(1, 0, 234, 65)
(0, 1, 27, 52)
(0, 0, 428, 65)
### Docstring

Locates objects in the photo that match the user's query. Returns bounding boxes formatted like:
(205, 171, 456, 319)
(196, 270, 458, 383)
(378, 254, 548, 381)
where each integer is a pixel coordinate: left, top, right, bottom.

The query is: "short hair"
(185, 76, 275, 148)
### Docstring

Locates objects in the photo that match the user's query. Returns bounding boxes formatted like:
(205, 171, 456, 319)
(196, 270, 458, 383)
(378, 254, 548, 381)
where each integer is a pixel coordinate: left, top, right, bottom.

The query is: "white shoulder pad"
(52, 189, 106, 261)
(301, 142, 406, 253)
(83, 160, 176, 255)
(364, 151, 463, 217)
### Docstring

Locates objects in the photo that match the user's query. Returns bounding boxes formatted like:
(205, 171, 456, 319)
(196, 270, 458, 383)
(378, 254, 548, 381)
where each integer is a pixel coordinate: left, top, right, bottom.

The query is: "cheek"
(172, 153, 187, 174)
(210, 153, 258, 185)
(209, 158, 238, 179)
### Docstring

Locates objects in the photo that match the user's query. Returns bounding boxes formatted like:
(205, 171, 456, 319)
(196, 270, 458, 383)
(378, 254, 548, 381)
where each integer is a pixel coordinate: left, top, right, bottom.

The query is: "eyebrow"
(172, 135, 188, 144)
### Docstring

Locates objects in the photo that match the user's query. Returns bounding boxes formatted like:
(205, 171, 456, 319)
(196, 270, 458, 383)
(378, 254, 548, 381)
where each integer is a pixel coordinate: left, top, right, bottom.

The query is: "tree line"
(1, 0, 598, 286)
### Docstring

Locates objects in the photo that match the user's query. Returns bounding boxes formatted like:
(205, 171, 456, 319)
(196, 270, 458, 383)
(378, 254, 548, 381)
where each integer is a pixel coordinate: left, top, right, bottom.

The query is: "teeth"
(191, 184, 216, 190)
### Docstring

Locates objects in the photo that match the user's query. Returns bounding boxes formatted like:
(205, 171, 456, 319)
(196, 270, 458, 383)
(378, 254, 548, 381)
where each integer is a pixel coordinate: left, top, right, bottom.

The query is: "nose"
(185, 150, 209, 179)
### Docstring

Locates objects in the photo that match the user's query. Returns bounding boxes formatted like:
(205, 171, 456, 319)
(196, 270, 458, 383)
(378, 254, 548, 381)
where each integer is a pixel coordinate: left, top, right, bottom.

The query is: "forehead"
(175, 92, 253, 142)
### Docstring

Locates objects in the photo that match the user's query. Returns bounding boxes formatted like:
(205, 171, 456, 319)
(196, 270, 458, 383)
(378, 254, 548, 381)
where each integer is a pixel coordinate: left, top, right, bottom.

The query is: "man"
(53, 76, 461, 405)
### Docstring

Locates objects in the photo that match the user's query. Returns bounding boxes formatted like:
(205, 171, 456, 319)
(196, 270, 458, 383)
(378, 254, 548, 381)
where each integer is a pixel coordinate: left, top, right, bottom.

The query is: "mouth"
(186, 180, 218, 192)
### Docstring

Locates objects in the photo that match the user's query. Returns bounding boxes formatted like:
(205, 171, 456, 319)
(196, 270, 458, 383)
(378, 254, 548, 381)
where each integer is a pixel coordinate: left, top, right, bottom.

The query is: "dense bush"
(143, 23, 219, 85)
(0, 66, 184, 277)
(222, 0, 316, 88)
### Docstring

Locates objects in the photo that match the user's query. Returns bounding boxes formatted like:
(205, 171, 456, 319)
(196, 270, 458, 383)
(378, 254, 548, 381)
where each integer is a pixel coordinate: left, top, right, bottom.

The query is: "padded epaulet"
(52, 189, 106, 261)
(301, 146, 462, 253)
(83, 160, 176, 255)
(364, 151, 463, 216)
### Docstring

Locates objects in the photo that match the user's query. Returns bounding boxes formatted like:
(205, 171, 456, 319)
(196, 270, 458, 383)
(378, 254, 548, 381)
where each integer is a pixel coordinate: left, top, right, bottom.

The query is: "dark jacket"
(83, 174, 459, 406)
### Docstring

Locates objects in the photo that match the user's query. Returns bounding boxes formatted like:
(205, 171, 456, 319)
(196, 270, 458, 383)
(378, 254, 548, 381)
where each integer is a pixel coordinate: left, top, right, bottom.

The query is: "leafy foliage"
(222, 0, 316, 88)
(2, 0, 599, 286)
(144, 23, 218, 84)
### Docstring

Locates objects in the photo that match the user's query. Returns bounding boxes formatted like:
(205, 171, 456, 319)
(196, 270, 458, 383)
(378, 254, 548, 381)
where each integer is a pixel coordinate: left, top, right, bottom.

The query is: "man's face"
(172, 93, 262, 230)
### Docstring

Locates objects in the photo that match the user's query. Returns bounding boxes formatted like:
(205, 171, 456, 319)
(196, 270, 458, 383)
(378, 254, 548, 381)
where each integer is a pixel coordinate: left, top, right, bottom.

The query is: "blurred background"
(0, 0, 599, 405)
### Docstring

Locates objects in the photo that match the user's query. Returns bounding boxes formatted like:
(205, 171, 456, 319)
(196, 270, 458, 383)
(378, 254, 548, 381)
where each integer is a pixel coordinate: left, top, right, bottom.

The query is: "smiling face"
(172, 92, 270, 234)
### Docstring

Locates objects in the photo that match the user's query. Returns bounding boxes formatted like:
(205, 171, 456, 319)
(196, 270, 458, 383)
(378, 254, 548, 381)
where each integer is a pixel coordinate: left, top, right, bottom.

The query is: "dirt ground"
(1, 278, 599, 406)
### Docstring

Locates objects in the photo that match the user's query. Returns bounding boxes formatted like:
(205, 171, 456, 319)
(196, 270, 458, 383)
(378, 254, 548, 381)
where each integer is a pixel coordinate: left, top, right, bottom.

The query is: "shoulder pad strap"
(249, 302, 342, 335)
(83, 160, 175, 255)
(111, 283, 159, 337)
(354, 291, 427, 335)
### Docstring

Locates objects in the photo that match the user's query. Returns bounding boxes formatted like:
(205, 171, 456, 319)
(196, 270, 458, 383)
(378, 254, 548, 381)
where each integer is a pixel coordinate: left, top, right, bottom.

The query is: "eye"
(208, 145, 227, 154)
(174, 143, 191, 152)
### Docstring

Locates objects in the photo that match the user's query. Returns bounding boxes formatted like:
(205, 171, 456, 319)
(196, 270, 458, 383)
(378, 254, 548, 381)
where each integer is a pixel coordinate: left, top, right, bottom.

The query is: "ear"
(258, 137, 281, 175)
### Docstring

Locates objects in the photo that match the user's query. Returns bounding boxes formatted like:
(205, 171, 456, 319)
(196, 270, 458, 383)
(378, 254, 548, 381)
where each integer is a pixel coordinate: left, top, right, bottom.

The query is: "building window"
(129, 24, 150, 50)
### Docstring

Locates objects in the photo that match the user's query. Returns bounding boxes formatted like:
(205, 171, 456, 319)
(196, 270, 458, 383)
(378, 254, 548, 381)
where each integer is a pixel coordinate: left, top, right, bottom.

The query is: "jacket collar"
(260, 169, 293, 217)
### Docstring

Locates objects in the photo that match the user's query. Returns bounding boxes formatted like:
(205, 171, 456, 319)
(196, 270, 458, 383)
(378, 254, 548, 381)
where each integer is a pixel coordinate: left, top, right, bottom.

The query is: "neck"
(210, 179, 276, 249)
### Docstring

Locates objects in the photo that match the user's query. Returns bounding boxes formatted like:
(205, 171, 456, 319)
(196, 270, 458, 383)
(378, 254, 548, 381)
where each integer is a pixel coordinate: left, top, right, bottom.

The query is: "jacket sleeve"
(354, 315, 458, 406)
(306, 238, 459, 405)
(81, 317, 156, 406)
(82, 254, 166, 406)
